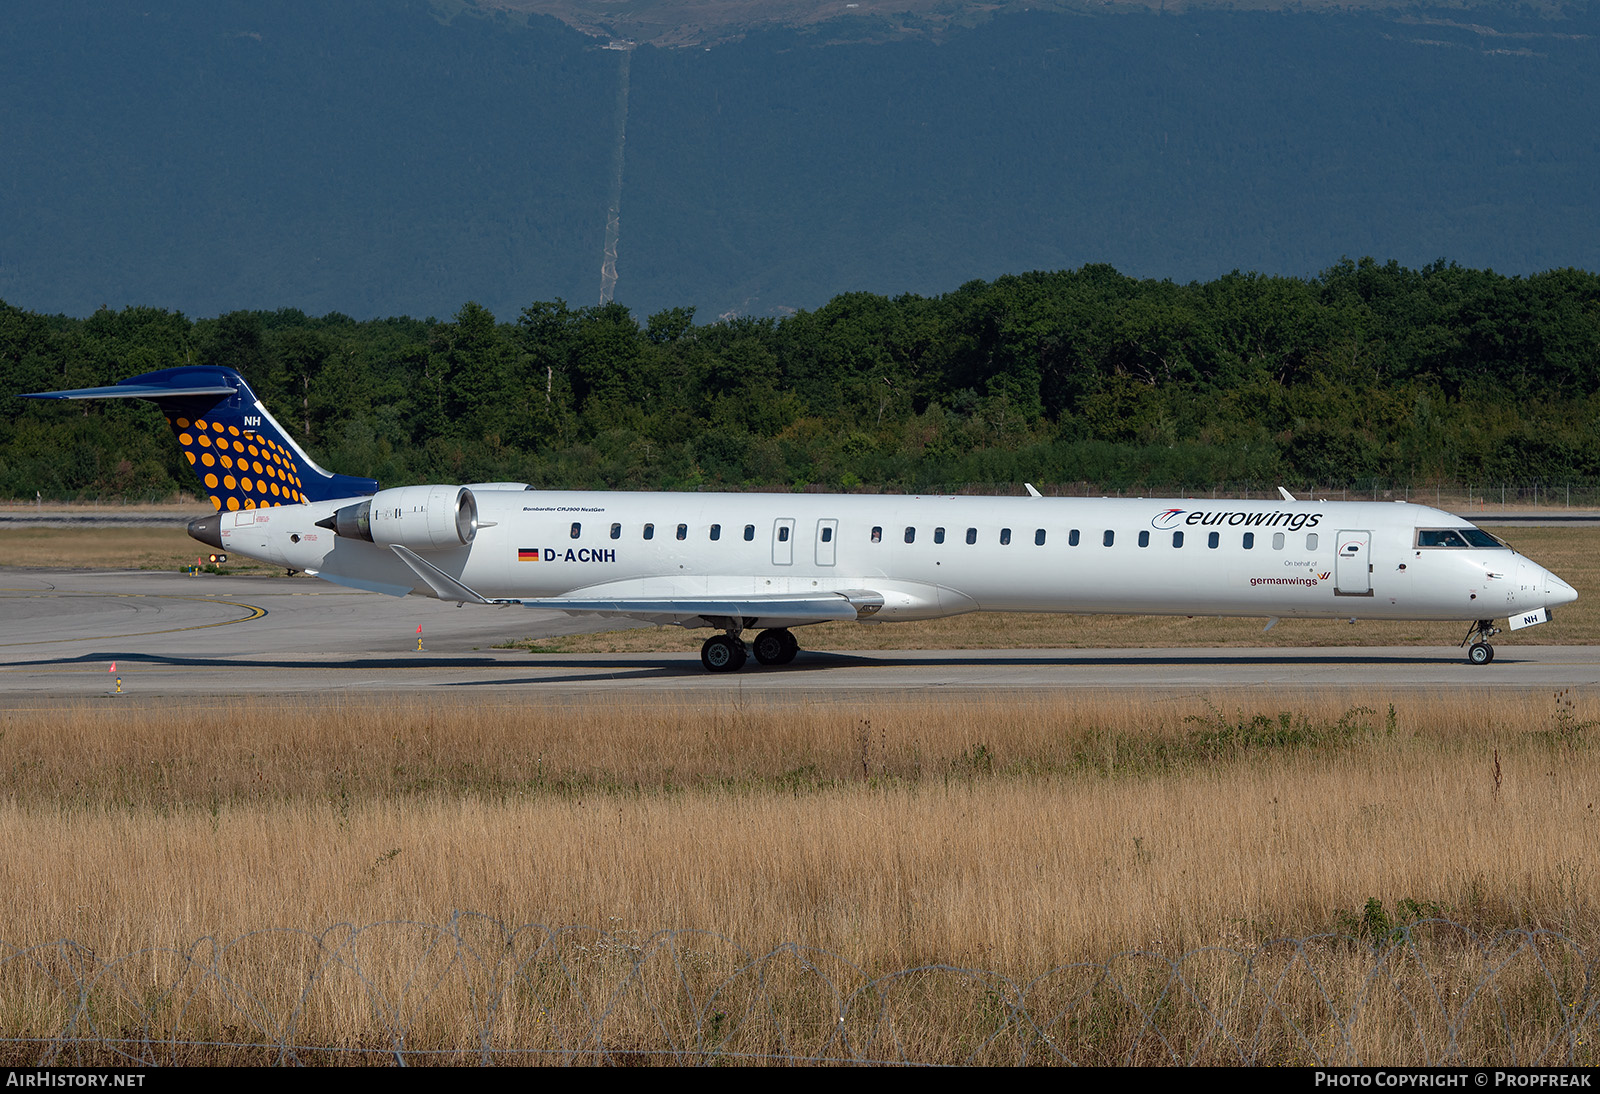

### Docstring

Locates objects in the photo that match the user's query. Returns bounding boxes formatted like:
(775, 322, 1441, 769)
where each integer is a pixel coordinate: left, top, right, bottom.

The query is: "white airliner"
(25, 367, 1577, 670)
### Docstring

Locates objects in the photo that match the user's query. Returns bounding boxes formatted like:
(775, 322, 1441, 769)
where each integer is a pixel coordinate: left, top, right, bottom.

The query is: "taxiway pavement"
(1, 568, 1595, 704)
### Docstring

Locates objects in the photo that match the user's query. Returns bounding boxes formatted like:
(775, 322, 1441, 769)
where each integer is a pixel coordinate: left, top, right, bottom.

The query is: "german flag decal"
(518, 548, 542, 561)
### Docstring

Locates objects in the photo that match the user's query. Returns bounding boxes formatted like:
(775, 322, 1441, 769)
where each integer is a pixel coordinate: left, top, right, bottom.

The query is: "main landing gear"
(751, 627, 800, 666)
(700, 628, 800, 672)
(1461, 619, 1501, 666)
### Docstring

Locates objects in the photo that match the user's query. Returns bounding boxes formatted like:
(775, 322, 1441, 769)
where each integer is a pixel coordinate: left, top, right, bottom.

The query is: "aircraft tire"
(753, 628, 797, 666)
(701, 635, 745, 672)
(1467, 642, 1494, 666)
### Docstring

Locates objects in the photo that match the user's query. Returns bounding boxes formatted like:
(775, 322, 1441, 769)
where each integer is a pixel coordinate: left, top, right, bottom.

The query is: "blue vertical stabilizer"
(22, 367, 379, 511)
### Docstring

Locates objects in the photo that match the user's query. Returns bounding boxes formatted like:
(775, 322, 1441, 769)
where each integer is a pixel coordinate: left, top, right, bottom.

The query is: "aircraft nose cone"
(1547, 572, 1578, 607)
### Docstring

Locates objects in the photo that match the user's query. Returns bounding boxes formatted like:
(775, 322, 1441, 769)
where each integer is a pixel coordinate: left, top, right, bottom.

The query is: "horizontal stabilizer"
(24, 382, 238, 401)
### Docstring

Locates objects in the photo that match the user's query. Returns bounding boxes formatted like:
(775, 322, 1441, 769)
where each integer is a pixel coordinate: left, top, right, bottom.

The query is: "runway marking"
(0, 592, 268, 646)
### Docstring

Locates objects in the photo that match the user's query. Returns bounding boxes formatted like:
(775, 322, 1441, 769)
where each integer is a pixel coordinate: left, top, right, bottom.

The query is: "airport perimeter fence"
(780, 479, 1600, 510)
(8, 480, 1600, 512)
(909, 481, 1600, 509)
(3, 914, 1597, 1066)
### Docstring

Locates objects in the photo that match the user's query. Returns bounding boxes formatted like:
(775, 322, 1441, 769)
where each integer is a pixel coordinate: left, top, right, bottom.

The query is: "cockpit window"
(1416, 528, 1509, 549)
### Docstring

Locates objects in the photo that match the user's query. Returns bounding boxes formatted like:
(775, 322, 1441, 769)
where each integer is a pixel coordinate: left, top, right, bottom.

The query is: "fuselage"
(217, 490, 1575, 625)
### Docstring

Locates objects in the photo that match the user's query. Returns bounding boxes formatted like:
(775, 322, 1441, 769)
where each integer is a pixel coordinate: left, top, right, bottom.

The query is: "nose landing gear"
(1461, 619, 1501, 665)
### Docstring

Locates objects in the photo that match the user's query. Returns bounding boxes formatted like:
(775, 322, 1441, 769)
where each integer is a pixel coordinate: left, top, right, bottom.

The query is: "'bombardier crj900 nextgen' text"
(25, 368, 1578, 671)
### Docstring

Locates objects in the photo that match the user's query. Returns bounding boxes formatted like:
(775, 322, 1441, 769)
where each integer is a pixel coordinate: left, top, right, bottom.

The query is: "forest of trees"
(4, 258, 1600, 503)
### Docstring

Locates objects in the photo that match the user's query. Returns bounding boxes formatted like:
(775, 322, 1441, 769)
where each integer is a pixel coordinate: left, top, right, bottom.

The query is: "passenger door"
(1335, 529, 1373, 596)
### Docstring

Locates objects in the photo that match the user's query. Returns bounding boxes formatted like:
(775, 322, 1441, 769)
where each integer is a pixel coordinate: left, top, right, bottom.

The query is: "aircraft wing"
(378, 543, 883, 627)
(507, 591, 883, 629)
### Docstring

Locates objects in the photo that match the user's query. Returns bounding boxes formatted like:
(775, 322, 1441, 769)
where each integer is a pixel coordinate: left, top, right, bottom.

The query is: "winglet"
(1025, 483, 1043, 498)
(1278, 487, 1297, 502)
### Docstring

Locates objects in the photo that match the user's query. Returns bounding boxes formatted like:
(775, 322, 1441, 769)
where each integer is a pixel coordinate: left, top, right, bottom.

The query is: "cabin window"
(1138, 530, 1150, 548)
(934, 527, 945, 544)
(1306, 533, 1319, 551)
(821, 527, 833, 542)
(778, 526, 791, 542)
(570, 522, 581, 539)
(1000, 528, 1012, 545)
(709, 524, 721, 541)
(904, 527, 916, 544)
(744, 524, 755, 541)
(1272, 532, 1284, 550)
(1069, 529, 1080, 547)
(676, 523, 687, 541)
(872, 526, 882, 543)
(643, 523, 655, 540)
(610, 523, 621, 540)
(1172, 531, 1184, 548)
(966, 528, 977, 545)
(1243, 532, 1255, 549)
(1208, 532, 1219, 549)
(1035, 528, 1046, 546)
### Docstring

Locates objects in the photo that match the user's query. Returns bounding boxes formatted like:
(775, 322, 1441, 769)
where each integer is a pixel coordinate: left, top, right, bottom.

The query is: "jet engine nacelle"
(322, 485, 479, 551)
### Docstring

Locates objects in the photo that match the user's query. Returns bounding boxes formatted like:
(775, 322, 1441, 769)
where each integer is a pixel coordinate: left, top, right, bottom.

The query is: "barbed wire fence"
(3, 915, 1596, 1066)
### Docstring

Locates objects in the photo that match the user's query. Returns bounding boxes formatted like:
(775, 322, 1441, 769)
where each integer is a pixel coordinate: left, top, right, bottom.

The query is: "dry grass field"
(0, 524, 278, 573)
(3, 690, 1598, 1063)
(2, 515, 1595, 1062)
